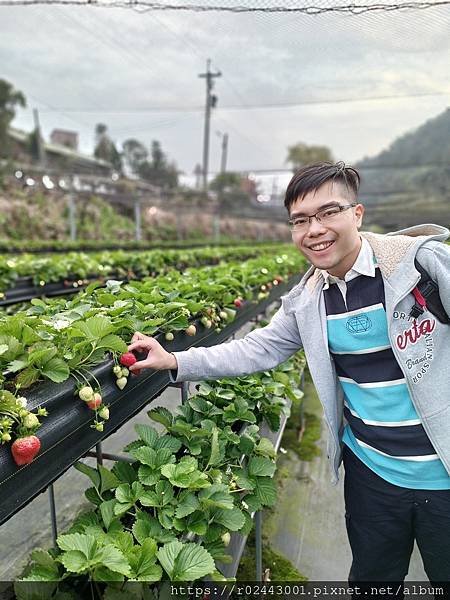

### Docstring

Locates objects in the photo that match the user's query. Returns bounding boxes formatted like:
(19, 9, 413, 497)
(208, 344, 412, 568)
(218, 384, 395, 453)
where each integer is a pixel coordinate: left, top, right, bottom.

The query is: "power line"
(33, 91, 448, 113)
(1, 0, 450, 13)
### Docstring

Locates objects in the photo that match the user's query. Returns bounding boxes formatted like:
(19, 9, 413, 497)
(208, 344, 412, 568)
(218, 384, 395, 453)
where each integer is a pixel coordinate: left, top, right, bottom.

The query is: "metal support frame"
(255, 510, 263, 581)
(48, 484, 58, 547)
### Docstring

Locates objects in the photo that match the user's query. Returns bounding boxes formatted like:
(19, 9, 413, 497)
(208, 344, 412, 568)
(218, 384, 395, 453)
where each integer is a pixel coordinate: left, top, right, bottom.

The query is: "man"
(127, 162, 450, 584)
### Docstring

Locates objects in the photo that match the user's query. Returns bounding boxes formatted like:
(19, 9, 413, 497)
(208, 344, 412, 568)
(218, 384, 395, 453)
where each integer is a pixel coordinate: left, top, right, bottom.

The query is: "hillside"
(355, 109, 450, 230)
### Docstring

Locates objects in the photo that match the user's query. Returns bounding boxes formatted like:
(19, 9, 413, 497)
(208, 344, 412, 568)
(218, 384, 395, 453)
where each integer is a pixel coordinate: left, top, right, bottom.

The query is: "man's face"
(289, 181, 364, 279)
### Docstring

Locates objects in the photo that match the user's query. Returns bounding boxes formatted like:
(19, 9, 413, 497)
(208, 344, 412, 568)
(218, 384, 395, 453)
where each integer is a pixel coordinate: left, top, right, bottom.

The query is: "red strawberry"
(11, 435, 41, 466)
(234, 297, 243, 308)
(120, 352, 137, 367)
(87, 396, 102, 410)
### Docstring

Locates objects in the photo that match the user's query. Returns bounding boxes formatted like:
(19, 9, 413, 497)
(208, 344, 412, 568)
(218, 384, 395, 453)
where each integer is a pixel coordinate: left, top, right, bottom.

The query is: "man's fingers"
(129, 358, 153, 371)
(127, 341, 152, 353)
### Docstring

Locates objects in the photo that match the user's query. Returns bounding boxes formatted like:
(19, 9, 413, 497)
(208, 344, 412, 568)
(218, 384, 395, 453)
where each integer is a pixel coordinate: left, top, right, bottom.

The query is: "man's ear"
(354, 203, 364, 228)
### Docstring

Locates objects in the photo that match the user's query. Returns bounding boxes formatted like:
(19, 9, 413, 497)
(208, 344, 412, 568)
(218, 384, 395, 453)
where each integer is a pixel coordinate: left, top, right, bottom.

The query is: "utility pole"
(220, 133, 228, 173)
(33, 108, 45, 167)
(199, 59, 221, 192)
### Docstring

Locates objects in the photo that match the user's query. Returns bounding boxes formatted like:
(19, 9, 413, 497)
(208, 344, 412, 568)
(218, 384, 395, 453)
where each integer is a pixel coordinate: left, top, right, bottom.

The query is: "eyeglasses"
(288, 203, 357, 232)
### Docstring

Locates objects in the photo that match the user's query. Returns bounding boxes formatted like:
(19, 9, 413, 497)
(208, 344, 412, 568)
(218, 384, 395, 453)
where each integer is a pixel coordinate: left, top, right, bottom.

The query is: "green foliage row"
(0, 250, 306, 441)
(0, 243, 292, 294)
(16, 352, 306, 596)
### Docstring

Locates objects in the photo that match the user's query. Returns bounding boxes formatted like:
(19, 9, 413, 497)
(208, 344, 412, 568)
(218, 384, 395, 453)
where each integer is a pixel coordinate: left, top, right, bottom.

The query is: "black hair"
(284, 161, 361, 213)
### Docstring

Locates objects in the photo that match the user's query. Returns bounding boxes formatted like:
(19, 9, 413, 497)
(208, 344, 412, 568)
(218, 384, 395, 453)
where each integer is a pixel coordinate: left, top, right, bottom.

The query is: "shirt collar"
(320, 237, 376, 290)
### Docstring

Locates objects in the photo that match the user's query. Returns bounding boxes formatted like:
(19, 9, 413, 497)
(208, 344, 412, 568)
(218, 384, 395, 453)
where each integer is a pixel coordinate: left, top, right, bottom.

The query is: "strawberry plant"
(0, 250, 306, 466)
(0, 243, 293, 295)
(16, 350, 305, 595)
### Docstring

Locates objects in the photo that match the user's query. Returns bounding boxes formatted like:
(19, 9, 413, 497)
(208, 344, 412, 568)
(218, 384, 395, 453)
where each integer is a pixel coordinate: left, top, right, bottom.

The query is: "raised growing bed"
(0, 273, 302, 526)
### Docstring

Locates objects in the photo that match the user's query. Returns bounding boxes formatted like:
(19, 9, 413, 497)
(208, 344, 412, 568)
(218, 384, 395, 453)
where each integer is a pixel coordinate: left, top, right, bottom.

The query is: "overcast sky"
(1, 0, 450, 181)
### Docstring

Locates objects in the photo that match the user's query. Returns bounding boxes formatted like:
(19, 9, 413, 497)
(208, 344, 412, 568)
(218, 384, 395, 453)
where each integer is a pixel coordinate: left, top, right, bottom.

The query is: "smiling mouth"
(308, 240, 335, 252)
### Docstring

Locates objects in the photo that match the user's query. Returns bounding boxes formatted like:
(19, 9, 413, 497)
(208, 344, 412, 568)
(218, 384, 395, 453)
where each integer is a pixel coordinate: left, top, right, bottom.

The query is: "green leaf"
(157, 540, 183, 579)
(171, 543, 215, 581)
(207, 427, 221, 467)
(248, 456, 276, 478)
(175, 492, 200, 519)
(253, 476, 277, 507)
(76, 316, 115, 340)
(57, 533, 96, 558)
(147, 406, 173, 429)
(255, 437, 276, 459)
(138, 465, 160, 487)
(96, 334, 127, 353)
(41, 357, 70, 383)
(96, 545, 131, 576)
(154, 434, 182, 453)
(30, 549, 58, 570)
(59, 550, 88, 573)
(213, 507, 245, 531)
(75, 462, 101, 489)
(28, 347, 57, 367)
(5, 358, 28, 373)
(112, 462, 137, 485)
(99, 465, 120, 494)
(130, 446, 157, 467)
(135, 424, 159, 447)
(100, 500, 116, 530)
(185, 512, 207, 536)
(0, 344, 9, 355)
(198, 485, 234, 510)
(15, 366, 40, 389)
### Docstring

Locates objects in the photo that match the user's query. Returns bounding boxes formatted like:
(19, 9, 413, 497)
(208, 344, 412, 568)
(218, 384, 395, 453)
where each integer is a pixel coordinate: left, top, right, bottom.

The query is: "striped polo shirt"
(322, 239, 450, 489)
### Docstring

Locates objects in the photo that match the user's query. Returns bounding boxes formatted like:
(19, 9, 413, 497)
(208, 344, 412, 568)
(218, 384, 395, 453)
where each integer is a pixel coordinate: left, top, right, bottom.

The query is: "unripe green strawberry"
(78, 386, 94, 402)
(185, 325, 196, 336)
(18, 409, 29, 418)
(95, 422, 104, 432)
(98, 406, 110, 420)
(113, 365, 122, 376)
(2, 433, 11, 443)
(219, 311, 228, 320)
(23, 413, 40, 429)
(215, 328, 221, 334)
(121, 368, 129, 377)
(221, 532, 231, 547)
(116, 377, 127, 390)
(201, 316, 212, 328)
(165, 332, 174, 341)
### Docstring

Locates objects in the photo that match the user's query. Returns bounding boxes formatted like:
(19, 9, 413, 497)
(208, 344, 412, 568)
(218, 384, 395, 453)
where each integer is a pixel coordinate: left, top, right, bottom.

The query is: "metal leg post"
(96, 442, 103, 466)
(48, 484, 58, 546)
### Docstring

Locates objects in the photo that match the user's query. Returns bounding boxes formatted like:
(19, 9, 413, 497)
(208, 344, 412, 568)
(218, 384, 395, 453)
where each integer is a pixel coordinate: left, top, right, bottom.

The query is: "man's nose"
(306, 216, 327, 235)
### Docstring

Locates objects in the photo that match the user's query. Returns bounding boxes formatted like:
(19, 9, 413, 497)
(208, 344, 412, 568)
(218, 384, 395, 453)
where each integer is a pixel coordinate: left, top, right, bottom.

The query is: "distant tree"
(94, 123, 122, 173)
(209, 172, 241, 193)
(122, 138, 148, 176)
(138, 140, 178, 189)
(0, 79, 26, 158)
(286, 142, 333, 171)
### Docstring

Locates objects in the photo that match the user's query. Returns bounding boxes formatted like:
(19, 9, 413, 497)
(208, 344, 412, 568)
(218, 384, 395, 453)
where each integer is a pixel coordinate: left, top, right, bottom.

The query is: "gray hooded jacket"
(171, 225, 450, 483)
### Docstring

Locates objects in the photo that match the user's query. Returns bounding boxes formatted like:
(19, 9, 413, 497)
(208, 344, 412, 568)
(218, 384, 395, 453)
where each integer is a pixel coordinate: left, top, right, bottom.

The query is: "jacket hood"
(281, 223, 449, 312)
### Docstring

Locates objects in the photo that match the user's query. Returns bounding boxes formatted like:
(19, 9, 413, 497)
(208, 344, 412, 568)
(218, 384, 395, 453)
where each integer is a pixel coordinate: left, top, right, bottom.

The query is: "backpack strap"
(409, 259, 450, 324)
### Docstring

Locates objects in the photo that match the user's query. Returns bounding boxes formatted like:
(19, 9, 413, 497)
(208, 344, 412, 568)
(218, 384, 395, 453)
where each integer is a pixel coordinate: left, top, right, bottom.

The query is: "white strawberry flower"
(16, 397, 28, 408)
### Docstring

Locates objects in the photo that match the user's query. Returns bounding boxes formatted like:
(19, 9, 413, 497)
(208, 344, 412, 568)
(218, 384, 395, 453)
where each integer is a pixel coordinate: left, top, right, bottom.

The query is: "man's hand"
(127, 332, 178, 373)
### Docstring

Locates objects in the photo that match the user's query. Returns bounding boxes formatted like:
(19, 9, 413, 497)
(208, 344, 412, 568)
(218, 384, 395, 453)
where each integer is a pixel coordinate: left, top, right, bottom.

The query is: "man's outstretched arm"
(127, 303, 303, 382)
